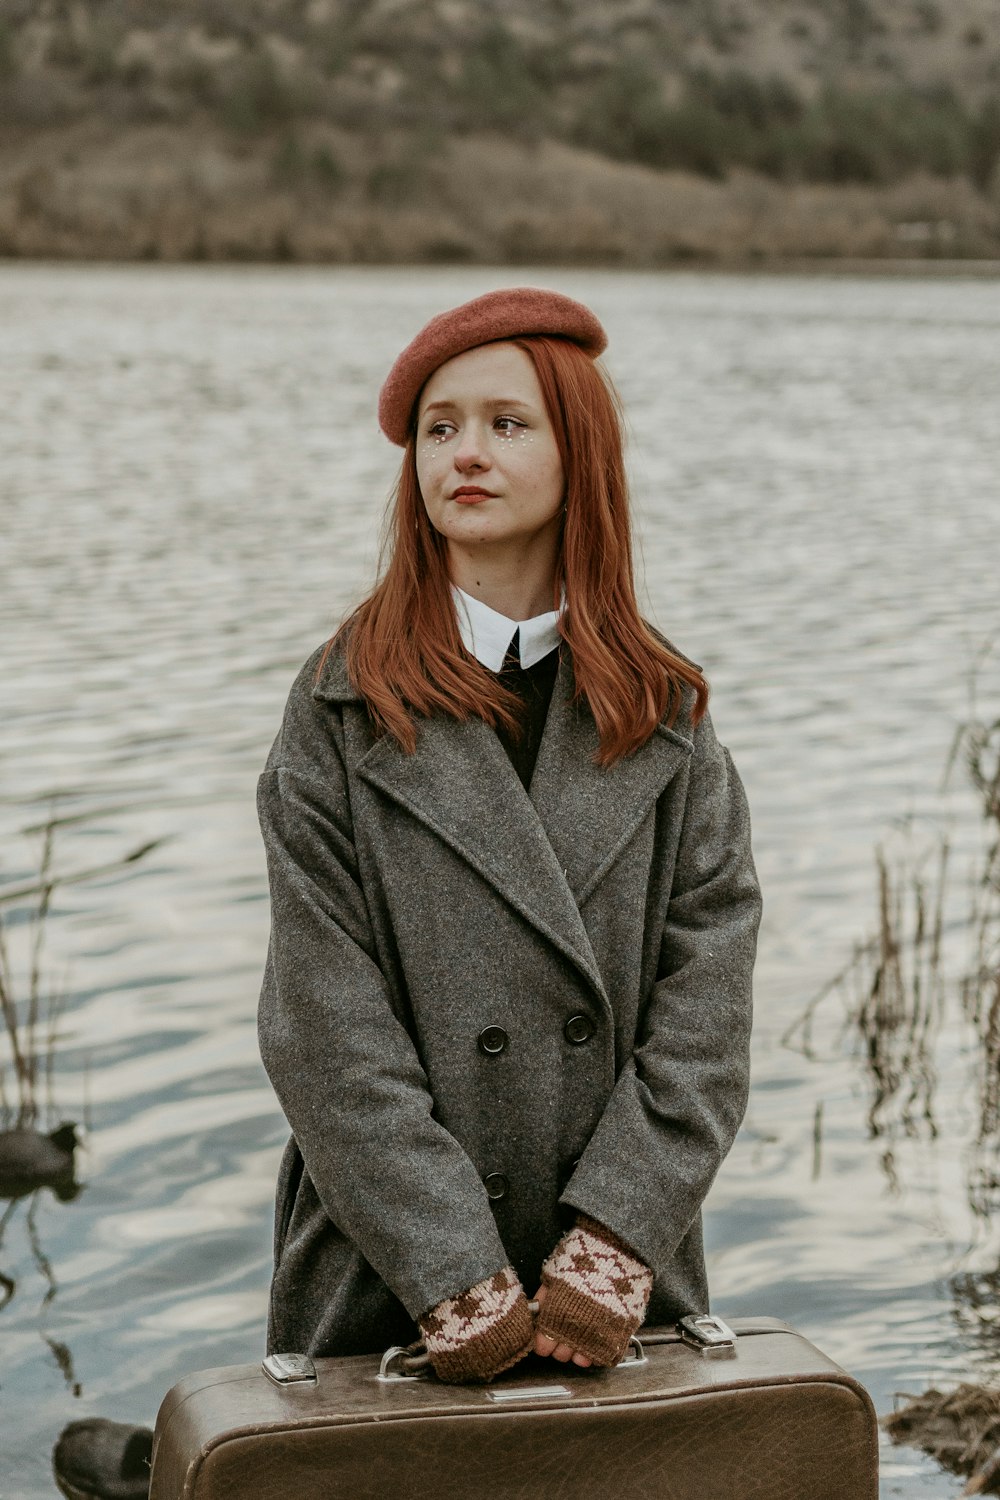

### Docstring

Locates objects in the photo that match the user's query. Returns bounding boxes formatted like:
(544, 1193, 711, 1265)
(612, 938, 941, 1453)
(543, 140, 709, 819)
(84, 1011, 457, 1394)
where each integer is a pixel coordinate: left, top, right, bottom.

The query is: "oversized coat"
(257, 639, 761, 1358)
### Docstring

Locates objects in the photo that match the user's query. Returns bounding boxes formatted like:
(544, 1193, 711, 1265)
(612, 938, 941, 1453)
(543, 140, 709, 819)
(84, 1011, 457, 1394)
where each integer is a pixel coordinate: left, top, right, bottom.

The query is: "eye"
(424, 420, 454, 439)
(494, 415, 525, 436)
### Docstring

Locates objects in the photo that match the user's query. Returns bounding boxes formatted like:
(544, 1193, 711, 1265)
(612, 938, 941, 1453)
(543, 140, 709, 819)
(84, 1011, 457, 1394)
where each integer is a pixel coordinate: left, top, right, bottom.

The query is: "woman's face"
(414, 341, 565, 562)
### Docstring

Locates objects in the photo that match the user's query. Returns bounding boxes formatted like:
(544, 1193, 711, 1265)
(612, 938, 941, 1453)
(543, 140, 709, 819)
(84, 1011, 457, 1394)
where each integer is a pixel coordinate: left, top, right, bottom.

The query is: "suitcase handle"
(263, 1315, 747, 1387)
(377, 1312, 738, 1380)
(376, 1299, 543, 1381)
(377, 1322, 656, 1383)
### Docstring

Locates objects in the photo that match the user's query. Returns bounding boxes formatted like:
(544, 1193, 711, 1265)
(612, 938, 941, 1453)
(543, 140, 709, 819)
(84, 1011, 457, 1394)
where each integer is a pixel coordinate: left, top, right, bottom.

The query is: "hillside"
(1, 0, 999, 264)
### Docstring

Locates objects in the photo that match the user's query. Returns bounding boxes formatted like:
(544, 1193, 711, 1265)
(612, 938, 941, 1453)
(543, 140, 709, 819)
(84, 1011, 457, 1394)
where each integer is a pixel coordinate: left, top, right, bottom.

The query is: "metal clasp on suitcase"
(678, 1314, 737, 1357)
(262, 1353, 318, 1386)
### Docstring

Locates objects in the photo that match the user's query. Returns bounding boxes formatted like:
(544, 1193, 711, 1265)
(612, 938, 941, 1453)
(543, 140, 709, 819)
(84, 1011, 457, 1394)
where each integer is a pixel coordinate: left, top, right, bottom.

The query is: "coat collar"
(314, 649, 693, 1004)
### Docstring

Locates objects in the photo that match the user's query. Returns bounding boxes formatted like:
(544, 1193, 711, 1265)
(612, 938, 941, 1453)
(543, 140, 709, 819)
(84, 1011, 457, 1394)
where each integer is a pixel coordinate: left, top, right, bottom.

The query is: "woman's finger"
(535, 1333, 592, 1366)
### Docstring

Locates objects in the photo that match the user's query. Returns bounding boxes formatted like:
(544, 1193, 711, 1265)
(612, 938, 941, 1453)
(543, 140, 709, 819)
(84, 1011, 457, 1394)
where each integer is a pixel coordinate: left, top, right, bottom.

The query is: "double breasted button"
(477, 1026, 509, 1056)
(483, 1172, 508, 1201)
(564, 1014, 594, 1045)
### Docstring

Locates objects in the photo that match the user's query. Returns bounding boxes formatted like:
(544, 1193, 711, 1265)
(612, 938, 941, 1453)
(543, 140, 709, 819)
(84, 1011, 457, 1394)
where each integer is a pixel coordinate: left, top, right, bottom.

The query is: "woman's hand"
(531, 1283, 594, 1367)
(533, 1216, 653, 1368)
(419, 1266, 534, 1382)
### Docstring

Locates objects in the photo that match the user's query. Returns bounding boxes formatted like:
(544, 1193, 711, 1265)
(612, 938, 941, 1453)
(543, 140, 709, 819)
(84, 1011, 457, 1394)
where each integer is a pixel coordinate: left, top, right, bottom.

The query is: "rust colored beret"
(377, 286, 608, 446)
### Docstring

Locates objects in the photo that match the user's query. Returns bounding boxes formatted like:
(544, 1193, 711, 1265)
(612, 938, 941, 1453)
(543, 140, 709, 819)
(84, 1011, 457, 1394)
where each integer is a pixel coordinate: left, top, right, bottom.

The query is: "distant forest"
(3, 1, 1000, 186)
(2, 0, 999, 263)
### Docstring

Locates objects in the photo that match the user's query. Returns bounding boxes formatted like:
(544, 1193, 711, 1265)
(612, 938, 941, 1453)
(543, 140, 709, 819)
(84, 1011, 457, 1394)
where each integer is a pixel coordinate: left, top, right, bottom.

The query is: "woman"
(257, 287, 761, 1383)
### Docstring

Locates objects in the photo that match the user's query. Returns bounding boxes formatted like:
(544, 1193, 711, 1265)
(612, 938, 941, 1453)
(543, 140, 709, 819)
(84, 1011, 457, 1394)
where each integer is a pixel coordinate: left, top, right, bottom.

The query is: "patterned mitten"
(418, 1266, 534, 1382)
(537, 1215, 653, 1366)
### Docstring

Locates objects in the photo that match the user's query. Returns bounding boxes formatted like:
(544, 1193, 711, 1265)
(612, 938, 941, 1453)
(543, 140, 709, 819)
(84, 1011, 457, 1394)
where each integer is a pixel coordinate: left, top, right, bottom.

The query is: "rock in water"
(53, 1419, 153, 1500)
(0, 1122, 79, 1199)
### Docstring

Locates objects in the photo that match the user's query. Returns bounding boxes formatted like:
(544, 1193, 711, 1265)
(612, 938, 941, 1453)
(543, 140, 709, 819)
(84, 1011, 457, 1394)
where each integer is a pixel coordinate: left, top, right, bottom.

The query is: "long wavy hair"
(333, 335, 708, 765)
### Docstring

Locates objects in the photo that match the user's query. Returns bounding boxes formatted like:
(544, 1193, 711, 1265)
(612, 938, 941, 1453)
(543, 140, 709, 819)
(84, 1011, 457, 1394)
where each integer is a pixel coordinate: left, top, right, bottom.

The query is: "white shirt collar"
(451, 585, 561, 673)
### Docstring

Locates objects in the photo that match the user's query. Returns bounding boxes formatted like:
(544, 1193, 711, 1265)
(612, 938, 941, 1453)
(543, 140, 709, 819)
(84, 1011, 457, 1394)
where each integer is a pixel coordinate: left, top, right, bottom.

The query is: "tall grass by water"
(789, 666, 1000, 1490)
(788, 665, 1000, 1201)
(1, 818, 161, 1129)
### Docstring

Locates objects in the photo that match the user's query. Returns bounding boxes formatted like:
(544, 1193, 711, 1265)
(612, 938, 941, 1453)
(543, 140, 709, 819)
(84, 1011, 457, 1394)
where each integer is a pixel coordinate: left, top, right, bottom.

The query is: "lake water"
(1, 263, 999, 1498)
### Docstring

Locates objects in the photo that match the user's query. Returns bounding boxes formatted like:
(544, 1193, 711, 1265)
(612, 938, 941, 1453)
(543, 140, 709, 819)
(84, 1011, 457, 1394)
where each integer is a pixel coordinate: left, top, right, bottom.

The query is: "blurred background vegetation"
(1, 0, 999, 263)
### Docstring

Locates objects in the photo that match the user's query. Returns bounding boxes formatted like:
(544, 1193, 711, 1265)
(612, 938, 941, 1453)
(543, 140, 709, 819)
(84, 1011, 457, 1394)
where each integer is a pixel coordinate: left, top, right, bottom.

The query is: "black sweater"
(492, 637, 560, 792)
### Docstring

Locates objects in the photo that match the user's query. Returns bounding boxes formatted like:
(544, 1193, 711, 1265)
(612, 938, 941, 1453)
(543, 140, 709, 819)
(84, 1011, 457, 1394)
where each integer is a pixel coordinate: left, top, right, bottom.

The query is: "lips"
(450, 487, 495, 504)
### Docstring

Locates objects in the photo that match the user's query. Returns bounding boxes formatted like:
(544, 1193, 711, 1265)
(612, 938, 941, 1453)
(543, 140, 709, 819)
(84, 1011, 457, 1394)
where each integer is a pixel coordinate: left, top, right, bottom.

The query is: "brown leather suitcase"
(149, 1315, 878, 1499)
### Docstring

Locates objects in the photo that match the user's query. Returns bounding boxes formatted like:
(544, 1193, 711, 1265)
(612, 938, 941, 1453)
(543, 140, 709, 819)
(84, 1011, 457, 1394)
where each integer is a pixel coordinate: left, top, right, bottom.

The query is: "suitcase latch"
(262, 1353, 318, 1386)
(678, 1315, 737, 1357)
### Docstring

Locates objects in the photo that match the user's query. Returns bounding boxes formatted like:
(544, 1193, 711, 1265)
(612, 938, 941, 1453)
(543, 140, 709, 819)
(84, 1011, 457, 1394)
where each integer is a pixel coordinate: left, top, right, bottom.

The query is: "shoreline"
(3, 253, 1000, 277)
(2, 124, 998, 272)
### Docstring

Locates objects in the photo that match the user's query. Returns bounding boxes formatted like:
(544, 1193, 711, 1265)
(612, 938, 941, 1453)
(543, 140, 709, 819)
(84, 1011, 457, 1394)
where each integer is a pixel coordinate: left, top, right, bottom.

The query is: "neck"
(446, 539, 559, 622)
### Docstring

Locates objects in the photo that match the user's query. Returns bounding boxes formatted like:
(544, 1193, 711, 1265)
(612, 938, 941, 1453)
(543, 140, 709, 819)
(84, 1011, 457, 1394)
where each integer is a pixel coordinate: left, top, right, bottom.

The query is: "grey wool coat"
(257, 639, 761, 1358)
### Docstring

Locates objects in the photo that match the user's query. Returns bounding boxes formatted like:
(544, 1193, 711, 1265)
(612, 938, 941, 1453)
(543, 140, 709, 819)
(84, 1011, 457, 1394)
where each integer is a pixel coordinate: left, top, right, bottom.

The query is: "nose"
(453, 422, 491, 473)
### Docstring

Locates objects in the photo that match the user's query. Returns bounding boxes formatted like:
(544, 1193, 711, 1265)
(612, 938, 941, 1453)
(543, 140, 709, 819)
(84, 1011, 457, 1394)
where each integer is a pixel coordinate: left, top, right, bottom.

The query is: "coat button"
(564, 1014, 594, 1045)
(484, 1172, 508, 1201)
(478, 1026, 509, 1056)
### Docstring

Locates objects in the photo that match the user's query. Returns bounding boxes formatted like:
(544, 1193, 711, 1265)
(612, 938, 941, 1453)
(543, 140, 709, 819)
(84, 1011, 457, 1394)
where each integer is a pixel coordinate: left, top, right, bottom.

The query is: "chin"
(443, 520, 506, 546)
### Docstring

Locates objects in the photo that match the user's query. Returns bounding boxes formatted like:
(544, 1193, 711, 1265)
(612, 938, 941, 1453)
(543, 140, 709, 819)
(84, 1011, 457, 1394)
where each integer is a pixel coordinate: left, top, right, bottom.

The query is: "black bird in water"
(0, 1122, 80, 1200)
(53, 1419, 153, 1500)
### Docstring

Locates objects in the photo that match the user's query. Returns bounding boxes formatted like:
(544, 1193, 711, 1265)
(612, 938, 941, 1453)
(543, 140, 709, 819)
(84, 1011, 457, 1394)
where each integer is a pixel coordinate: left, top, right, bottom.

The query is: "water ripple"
(1, 265, 999, 1496)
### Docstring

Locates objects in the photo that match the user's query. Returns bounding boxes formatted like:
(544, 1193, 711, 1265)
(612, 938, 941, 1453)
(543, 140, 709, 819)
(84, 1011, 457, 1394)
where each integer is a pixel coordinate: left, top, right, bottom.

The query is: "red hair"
(334, 336, 708, 764)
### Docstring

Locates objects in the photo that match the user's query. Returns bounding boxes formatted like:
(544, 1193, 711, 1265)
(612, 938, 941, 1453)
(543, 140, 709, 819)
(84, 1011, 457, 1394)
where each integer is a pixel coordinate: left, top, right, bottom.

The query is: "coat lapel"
(528, 654, 694, 908)
(315, 647, 693, 1002)
(356, 708, 610, 1003)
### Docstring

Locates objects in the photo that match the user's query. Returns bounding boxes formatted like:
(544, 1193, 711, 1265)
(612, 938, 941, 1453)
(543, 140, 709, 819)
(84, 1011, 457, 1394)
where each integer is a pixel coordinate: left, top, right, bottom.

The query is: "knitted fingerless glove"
(418, 1266, 534, 1383)
(537, 1215, 653, 1366)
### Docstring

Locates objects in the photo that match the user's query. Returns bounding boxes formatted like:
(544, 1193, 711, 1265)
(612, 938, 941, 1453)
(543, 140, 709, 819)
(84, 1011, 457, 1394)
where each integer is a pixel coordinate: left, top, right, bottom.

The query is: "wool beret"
(377, 286, 608, 446)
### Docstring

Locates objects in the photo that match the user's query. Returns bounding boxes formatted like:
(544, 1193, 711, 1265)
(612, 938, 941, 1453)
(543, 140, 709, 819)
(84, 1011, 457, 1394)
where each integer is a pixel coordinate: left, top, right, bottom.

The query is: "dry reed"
(787, 671, 1000, 1166)
(884, 1385, 1000, 1493)
(0, 817, 163, 1129)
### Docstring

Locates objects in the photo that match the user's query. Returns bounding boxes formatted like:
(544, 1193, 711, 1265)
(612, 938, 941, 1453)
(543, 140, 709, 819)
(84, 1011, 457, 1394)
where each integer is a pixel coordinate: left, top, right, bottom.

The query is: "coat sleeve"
(559, 709, 761, 1275)
(256, 677, 511, 1322)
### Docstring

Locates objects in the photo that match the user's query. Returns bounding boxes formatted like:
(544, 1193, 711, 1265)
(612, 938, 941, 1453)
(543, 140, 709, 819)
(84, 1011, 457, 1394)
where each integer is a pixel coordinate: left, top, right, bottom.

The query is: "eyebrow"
(420, 397, 535, 414)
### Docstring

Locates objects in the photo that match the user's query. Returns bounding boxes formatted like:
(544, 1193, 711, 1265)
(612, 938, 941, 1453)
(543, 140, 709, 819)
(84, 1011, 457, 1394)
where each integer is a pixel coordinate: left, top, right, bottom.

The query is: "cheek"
(415, 445, 446, 496)
(536, 449, 565, 509)
(512, 437, 562, 491)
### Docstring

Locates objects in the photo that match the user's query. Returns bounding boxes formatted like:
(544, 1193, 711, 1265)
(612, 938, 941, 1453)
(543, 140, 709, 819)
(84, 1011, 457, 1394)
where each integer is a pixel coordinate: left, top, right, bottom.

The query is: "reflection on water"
(0, 820, 93, 1416)
(1, 264, 999, 1497)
